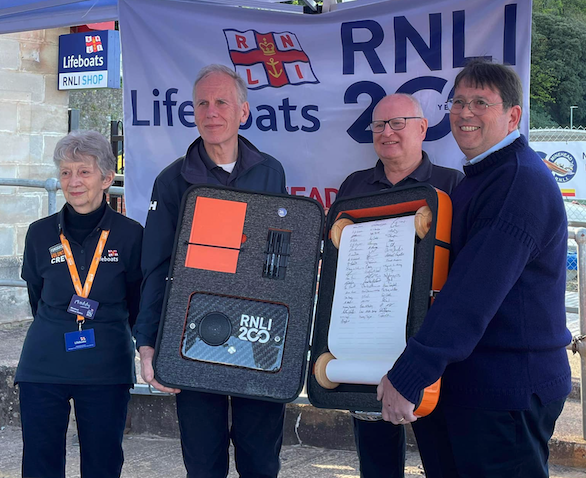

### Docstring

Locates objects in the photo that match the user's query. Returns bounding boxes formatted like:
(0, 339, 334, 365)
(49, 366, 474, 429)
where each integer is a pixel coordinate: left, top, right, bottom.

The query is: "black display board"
(154, 186, 324, 402)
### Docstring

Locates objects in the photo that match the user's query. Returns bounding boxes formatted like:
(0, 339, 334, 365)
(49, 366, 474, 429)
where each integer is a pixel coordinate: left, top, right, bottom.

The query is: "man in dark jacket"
(380, 60, 570, 478)
(337, 93, 463, 478)
(134, 64, 287, 478)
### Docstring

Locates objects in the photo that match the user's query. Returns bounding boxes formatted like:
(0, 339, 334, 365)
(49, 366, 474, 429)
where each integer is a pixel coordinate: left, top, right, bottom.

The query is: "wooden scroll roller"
(414, 205, 432, 239)
(314, 352, 338, 389)
(313, 351, 441, 416)
(331, 206, 432, 249)
(330, 218, 354, 249)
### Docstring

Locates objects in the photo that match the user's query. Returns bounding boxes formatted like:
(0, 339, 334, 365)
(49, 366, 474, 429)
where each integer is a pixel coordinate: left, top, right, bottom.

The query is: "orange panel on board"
(185, 245, 239, 274)
(189, 197, 247, 249)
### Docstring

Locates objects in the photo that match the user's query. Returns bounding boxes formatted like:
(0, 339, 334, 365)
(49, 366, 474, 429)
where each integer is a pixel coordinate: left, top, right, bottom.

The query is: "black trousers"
(19, 382, 131, 478)
(352, 417, 406, 478)
(412, 394, 566, 478)
(175, 390, 285, 478)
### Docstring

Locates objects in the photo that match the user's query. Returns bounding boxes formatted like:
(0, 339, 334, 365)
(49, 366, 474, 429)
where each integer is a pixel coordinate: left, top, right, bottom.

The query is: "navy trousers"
(352, 417, 406, 478)
(175, 390, 285, 478)
(19, 382, 131, 478)
(412, 394, 566, 478)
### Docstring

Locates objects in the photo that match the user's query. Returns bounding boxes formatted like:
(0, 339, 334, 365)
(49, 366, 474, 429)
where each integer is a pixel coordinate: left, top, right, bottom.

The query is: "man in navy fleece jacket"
(378, 59, 571, 477)
(134, 65, 287, 478)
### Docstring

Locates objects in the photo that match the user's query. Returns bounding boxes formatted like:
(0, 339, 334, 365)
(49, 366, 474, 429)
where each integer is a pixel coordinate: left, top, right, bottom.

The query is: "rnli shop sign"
(58, 30, 120, 90)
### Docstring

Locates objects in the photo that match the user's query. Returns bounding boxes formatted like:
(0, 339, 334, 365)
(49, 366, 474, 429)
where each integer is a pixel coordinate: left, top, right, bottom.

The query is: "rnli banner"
(531, 142, 586, 199)
(119, 0, 532, 223)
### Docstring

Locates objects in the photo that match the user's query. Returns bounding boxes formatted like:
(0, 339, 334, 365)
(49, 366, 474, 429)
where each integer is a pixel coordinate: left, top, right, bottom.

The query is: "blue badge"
(65, 329, 96, 352)
(67, 294, 99, 319)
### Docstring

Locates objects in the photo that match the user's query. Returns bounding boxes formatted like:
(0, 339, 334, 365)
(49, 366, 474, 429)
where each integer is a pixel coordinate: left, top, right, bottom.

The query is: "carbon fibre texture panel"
(181, 293, 289, 372)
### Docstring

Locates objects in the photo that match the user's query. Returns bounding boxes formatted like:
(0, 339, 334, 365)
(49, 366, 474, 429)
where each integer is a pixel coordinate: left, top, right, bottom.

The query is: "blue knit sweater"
(389, 136, 571, 410)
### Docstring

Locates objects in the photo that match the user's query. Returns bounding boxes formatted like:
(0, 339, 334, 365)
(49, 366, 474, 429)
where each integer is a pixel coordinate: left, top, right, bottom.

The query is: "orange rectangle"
(185, 244, 239, 274)
(189, 197, 247, 249)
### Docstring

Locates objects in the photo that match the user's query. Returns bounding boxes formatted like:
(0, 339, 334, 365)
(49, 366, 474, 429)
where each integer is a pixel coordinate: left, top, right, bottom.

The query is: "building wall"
(0, 28, 69, 324)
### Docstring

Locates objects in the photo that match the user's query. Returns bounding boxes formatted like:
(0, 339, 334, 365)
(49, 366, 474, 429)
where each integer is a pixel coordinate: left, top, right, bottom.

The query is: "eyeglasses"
(447, 99, 504, 115)
(368, 117, 423, 133)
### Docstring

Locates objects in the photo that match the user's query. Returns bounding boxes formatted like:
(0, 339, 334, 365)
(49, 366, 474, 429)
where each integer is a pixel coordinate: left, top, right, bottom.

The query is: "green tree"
(529, 103, 559, 129)
(530, 13, 586, 127)
(533, 0, 564, 15)
(533, 0, 586, 20)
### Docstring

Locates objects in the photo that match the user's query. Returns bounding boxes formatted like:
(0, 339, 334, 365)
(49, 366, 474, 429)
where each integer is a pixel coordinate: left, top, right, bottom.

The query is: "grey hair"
(373, 93, 424, 119)
(193, 64, 248, 104)
(53, 130, 116, 179)
(400, 94, 424, 117)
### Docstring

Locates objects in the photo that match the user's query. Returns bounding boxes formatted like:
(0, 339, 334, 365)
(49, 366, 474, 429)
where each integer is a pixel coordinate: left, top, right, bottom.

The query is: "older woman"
(16, 130, 142, 478)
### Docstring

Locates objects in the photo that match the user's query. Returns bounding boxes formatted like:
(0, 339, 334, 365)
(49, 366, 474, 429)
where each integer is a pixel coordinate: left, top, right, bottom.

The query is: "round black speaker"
(199, 312, 232, 346)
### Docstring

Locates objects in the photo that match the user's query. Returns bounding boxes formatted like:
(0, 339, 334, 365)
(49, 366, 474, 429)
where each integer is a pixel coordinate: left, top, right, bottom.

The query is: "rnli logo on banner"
(224, 29, 319, 90)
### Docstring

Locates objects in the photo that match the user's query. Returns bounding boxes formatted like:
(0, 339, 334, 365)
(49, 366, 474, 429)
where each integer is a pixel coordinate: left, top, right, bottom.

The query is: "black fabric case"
(308, 184, 444, 412)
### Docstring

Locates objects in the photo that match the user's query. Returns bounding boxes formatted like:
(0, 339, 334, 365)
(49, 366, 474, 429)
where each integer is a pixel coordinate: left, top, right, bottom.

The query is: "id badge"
(67, 294, 99, 319)
(65, 329, 96, 352)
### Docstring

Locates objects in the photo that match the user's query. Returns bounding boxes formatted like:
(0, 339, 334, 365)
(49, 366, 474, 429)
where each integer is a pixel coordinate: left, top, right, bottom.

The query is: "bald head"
(373, 94, 424, 121)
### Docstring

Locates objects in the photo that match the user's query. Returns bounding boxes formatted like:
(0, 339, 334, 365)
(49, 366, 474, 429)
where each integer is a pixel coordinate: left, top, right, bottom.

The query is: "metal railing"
(0, 178, 60, 217)
(572, 228, 586, 438)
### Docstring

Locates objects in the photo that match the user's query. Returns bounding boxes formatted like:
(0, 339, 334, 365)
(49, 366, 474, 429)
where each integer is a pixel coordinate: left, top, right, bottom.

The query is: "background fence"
(529, 127, 586, 295)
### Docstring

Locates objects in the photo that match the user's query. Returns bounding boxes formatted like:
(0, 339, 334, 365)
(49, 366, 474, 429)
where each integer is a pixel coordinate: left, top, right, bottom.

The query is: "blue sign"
(58, 30, 120, 90)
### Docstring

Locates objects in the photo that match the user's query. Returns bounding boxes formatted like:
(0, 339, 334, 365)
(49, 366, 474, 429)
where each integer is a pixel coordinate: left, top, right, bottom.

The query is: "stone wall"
(0, 28, 69, 324)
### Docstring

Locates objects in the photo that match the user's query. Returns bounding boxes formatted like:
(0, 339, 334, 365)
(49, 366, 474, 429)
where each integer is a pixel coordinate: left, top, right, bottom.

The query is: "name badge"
(65, 329, 96, 352)
(67, 294, 99, 319)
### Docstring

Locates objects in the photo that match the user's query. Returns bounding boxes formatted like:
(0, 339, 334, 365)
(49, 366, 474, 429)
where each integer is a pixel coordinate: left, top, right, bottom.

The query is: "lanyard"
(60, 230, 109, 329)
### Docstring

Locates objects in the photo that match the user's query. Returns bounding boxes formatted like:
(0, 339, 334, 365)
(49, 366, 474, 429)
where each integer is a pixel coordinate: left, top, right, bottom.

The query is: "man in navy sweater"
(337, 93, 463, 478)
(134, 64, 287, 478)
(379, 60, 571, 477)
